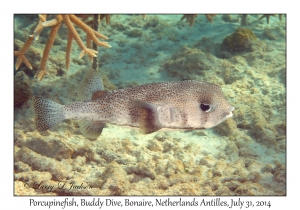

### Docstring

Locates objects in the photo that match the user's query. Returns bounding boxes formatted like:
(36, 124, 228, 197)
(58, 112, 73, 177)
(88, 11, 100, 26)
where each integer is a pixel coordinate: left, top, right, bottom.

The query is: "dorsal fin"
(131, 100, 162, 134)
(78, 68, 104, 101)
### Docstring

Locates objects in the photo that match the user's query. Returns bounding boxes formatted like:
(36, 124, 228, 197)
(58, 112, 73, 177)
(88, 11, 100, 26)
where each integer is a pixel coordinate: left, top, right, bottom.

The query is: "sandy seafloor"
(14, 14, 286, 196)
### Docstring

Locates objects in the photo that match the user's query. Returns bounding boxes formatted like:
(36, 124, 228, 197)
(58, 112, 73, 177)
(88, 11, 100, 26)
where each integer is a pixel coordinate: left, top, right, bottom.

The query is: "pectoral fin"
(131, 100, 162, 134)
(79, 119, 105, 140)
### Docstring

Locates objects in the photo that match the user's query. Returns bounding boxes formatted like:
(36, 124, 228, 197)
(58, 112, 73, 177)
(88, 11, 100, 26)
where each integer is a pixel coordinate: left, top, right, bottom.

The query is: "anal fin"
(79, 119, 105, 140)
(131, 100, 162, 134)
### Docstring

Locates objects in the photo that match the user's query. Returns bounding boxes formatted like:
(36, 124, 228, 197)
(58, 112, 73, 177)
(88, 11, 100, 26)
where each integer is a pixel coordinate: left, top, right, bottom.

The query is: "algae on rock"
(221, 28, 257, 53)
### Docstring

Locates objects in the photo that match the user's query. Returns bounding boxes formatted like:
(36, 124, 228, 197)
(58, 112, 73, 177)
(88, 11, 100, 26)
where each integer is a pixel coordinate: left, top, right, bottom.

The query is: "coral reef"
(15, 146, 69, 180)
(100, 161, 129, 195)
(14, 71, 32, 108)
(14, 128, 286, 195)
(221, 28, 257, 53)
(263, 28, 276, 40)
(163, 46, 220, 80)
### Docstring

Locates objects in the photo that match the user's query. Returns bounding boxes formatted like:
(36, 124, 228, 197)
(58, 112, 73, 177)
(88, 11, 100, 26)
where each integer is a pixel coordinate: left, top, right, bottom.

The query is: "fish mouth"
(204, 106, 235, 129)
(225, 106, 235, 118)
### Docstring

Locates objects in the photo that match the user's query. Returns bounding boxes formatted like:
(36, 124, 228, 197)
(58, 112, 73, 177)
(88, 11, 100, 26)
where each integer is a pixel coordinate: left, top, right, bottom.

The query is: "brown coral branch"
(33, 14, 47, 40)
(14, 35, 34, 70)
(66, 32, 73, 70)
(62, 15, 98, 59)
(94, 30, 109, 40)
(258, 14, 276, 24)
(100, 14, 111, 25)
(15, 14, 111, 80)
(180, 14, 197, 27)
(86, 35, 94, 62)
(34, 19, 62, 80)
(38, 14, 47, 22)
(69, 15, 111, 48)
(42, 14, 63, 27)
(105, 15, 110, 25)
(205, 14, 216, 23)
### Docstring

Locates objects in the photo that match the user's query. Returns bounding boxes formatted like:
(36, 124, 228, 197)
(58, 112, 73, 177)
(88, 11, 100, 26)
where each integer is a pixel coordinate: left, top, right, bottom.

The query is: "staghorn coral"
(14, 35, 34, 70)
(180, 14, 198, 26)
(72, 14, 111, 27)
(180, 14, 217, 26)
(205, 14, 217, 23)
(14, 14, 111, 80)
(99, 14, 111, 25)
(258, 14, 282, 24)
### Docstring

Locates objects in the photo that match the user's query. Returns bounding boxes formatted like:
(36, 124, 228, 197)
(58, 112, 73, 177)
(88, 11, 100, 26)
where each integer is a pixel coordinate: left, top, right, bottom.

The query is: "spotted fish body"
(34, 69, 234, 139)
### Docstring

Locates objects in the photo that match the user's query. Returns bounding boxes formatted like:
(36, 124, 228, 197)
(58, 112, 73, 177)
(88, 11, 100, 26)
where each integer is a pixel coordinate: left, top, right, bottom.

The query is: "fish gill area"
(14, 14, 286, 195)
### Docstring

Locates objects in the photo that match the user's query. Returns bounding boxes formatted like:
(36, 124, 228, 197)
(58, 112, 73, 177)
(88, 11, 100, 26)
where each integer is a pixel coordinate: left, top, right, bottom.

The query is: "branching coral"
(180, 14, 283, 27)
(258, 14, 283, 24)
(75, 14, 111, 26)
(14, 35, 34, 70)
(180, 14, 217, 26)
(100, 14, 111, 25)
(14, 14, 111, 80)
(180, 14, 198, 26)
(205, 14, 217, 23)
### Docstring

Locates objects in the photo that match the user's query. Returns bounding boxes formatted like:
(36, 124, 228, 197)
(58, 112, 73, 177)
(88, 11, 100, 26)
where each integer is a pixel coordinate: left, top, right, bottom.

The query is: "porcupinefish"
(33, 68, 234, 139)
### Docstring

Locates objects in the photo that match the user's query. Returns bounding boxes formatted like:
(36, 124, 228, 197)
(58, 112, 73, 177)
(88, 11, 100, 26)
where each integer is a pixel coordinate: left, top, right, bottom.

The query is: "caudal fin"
(33, 96, 65, 131)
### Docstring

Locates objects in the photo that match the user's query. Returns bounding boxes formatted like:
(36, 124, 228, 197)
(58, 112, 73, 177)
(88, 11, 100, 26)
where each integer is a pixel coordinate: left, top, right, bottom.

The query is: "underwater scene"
(14, 14, 286, 196)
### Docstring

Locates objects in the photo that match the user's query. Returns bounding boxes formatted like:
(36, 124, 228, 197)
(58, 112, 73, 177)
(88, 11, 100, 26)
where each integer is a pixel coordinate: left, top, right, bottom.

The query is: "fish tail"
(33, 96, 65, 131)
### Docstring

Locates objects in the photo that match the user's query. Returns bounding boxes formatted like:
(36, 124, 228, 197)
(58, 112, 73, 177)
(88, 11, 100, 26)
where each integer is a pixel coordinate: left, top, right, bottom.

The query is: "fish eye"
(200, 103, 211, 112)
